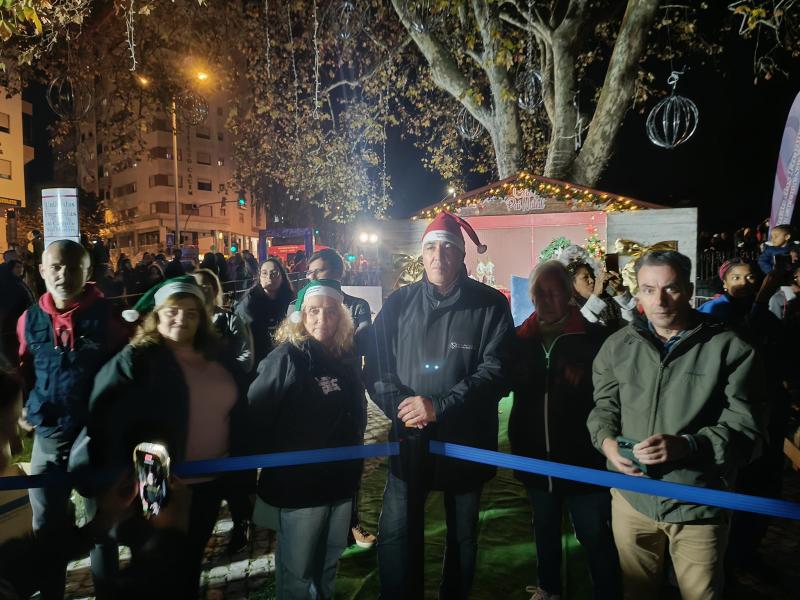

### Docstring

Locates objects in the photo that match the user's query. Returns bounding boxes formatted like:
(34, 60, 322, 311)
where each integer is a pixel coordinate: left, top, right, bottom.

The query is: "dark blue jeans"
(527, 487, 622, 600)
(29, 432, 119, 600)
(377, 472, 482, 600)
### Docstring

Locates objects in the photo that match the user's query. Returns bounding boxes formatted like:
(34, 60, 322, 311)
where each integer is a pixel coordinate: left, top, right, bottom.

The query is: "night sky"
(24, 33, 800, 232)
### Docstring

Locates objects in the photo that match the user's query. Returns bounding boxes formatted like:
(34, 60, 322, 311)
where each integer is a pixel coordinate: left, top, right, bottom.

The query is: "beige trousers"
(610, 488, 729, 600)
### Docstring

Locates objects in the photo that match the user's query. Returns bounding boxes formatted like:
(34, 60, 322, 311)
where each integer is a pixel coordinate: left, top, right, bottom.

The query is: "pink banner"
(771, 90, 800, 229)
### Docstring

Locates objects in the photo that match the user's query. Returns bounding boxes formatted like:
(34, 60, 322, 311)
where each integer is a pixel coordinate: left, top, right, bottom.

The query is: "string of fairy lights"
(411, 171, 642, 220)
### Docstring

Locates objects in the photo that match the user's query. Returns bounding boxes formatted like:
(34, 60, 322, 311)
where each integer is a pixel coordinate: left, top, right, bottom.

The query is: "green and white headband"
(289, 279, 344, 323)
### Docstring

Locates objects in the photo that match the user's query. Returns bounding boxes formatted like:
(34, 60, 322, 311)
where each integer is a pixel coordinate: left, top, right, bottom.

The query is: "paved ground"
(59, 400, 800, 599)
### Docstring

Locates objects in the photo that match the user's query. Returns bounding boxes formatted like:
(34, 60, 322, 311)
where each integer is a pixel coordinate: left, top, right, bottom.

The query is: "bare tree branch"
(320, 36, 412, 96)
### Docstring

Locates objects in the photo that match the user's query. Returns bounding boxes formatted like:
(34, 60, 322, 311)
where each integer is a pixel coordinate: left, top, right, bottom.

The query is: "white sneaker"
(525, 586, 561, 600)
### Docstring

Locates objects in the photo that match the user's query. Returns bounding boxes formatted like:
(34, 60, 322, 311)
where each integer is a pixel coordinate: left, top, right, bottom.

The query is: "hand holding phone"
(133, 442, 170, 518)
(615, 436, 648, 474)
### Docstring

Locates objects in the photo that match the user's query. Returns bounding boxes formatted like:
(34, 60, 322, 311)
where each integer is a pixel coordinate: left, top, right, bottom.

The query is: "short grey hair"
(529, 260, 574, 300)
(634, 251, 692, 288)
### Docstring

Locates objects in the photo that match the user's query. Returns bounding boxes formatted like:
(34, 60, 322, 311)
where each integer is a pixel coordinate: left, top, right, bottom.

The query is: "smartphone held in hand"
(133, 442, 170, 518)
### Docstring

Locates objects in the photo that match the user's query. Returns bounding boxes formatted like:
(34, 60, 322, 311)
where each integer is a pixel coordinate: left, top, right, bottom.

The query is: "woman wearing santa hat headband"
(247, 279, 367, 599)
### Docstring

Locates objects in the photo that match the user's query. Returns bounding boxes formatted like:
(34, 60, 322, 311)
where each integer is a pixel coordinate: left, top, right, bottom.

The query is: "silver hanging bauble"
(46, 75, 93, 122)
(457, 106, 483, 141)
(177, 91, 208, 126)
(646, 71, 699, 149)
(404, 0, 435, 33)
(516, 68, 543, 112)
(332, 0, 362, 41)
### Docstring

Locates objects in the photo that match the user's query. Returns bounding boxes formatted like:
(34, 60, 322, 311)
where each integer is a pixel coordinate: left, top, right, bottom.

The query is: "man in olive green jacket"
(587, 251, 766, 600)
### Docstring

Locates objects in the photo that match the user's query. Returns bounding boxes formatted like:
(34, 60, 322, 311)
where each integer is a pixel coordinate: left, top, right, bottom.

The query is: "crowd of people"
(0, 212, 797, 600)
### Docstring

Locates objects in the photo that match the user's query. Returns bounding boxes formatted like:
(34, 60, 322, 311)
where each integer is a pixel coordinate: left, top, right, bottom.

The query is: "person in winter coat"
(247, 279, 366, 600)
(235, 258, 295, 367)
(15, 240, 128, 600)
(364, 212, 514, 600)
(697, 259, 792, 573)
(83, 276, 249, 598)
(757, 223, 794, 274)
(192, 267, 255, 553)
(510, 261, 620, 600)
(305, 248, 375, 549)
(587, 251, 766, 600)
(0, 259, 34, 366)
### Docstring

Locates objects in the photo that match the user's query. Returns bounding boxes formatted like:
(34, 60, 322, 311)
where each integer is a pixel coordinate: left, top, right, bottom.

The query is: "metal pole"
(171, 97, 180, 248)
(405, 428, 426, 599)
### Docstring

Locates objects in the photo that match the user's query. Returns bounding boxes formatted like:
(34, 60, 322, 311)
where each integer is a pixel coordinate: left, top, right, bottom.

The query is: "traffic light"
(345, 254, 357, 263)
(238, 191, 246, 207)
(230, 243, 238, 253)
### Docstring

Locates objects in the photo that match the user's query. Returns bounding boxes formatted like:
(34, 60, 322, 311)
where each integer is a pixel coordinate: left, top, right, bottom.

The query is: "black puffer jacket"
(247, 339, 366, 508)
(364, 273, 515, 492)
(509, 307, 609, 494)
(234, 285, 292, 366)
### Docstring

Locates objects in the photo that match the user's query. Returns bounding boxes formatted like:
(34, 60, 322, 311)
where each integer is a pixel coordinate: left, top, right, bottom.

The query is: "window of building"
(113, 182, 137, 197)
(122, 207, 138, 219)
(196, 126, 211, 140)
(151, 147, 182, 161)
(181, 203, 200, 216)
(197, 178, 212, 192)
(217, 131, 224, 142)
(217, 158, 225, 166)
(0, 160, 11, 180)
(96, 142, 103, 155)
(0, 112, 10, 134)
(218, 183, 226, 192)
(197, 151, 212, 165)
(150, 202, 171, 214)
(148, 174, 183, 188)
(216, 106, 224, 117)
(138, 231, 160, 246)
(220, 207, 227, 216)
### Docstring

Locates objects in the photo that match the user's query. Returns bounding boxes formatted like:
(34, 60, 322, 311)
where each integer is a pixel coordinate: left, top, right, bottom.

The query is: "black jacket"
(77, 343, 248, 487)
(364, 273, 515, 492)
(248, 340, 366, 508)
(234, 285, 292, 366)
(509, 308, 609, 494)
(0, 264, 34, 365)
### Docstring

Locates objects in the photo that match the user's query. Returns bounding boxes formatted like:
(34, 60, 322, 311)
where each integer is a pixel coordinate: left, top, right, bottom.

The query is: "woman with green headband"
(248, 279, 366, 599)
(81, 276, 249, 597)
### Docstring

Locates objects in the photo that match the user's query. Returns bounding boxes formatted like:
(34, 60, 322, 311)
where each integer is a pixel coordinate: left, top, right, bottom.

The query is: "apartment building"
(76, 88, 264, 259)
(0, 89, 34, 250)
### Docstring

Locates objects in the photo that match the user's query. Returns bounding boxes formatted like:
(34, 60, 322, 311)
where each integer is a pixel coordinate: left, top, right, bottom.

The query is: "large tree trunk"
(570, 0, 660, 186)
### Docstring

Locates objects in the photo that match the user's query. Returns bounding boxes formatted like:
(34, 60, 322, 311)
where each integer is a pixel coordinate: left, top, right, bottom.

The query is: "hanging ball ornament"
(457, 106, 483, 141)
(646, 71, 699, 149)
(333, 0, 362, 41)
(177, 91, 209, 127)
(516, 69, 544, 112)
(46, 75, 93, 122)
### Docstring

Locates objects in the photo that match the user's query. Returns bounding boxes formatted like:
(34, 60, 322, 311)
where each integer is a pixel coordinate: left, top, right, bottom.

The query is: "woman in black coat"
(84, 277, 248, 597)
(234, 257, 295, 367)
(248, 279, 365, 600)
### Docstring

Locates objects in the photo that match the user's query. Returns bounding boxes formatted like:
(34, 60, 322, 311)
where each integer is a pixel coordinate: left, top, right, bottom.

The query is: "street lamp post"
(171, 97, 180, 248)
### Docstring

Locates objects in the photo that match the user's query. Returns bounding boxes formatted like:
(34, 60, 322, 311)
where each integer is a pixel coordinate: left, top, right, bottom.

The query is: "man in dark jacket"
(365, 212, 514, 600)
(587, 251, 766, 599)
(15, 239, 128, 600)
(0, 259, 34, 365)
(510, 261, 620, 600)
(163, 248, 186, 278)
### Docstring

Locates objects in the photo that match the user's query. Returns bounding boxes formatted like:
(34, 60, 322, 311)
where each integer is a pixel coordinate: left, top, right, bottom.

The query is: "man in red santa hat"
(365, 212, 515, 600)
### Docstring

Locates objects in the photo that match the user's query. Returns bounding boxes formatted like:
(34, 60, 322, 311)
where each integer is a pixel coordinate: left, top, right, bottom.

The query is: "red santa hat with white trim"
(421, 211, 487, 254)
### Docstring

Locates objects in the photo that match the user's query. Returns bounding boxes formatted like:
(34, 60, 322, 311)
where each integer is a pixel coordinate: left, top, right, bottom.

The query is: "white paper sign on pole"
(42, 188, 80, 248)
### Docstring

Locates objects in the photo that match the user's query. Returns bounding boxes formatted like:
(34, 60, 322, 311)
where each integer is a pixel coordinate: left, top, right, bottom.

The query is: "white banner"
(42, 188, 80, 248)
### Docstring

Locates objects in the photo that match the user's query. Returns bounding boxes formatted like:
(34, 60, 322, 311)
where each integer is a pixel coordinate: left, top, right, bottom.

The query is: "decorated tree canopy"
(412, 172, 663, 221)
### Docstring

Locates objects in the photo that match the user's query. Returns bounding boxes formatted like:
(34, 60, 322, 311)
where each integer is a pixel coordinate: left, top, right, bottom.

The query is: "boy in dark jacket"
(511, 261, 620, 600)
(365, 212, 514, 600)
(15, 240, 128, 600)
(757, 223, 794, 274)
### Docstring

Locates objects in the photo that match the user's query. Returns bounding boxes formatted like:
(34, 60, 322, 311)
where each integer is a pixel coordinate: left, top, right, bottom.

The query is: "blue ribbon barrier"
(430, 441, 800, 521)
(0, 442, 400, 492)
